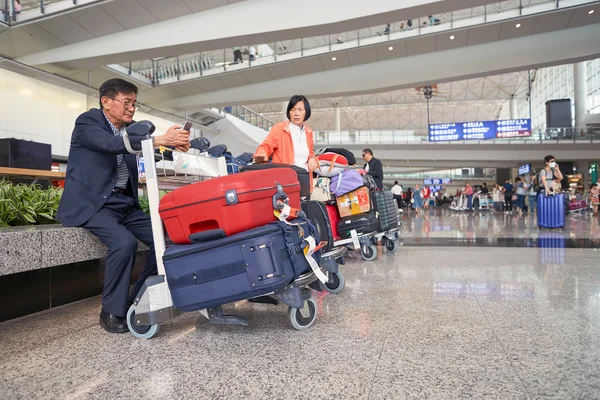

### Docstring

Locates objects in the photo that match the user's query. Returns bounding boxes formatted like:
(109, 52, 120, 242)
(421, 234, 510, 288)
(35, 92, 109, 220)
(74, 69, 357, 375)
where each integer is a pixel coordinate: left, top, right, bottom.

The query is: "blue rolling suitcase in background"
(537, 193, 565, 229)
(163, 219, 320, 312)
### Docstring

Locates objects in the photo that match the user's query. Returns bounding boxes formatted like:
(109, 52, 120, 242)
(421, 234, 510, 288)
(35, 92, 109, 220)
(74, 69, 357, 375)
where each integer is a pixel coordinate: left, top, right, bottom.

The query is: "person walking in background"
(515, 177, 527, 216)
(391, 181, 403, 210)
(249, 45, 257, 62)
(422, 185, 431, 211)
(362, 149, 384, 190)
(529, 175, 538, 214)
(493, 184, 503, 212)
(590, 183, 599, 216)
(406, 188, 413, 212)
(233, 47, 243, 63)
(503, 179, 514, 214)
(413, 184, 424, 216)
(463, 182, 474, 211)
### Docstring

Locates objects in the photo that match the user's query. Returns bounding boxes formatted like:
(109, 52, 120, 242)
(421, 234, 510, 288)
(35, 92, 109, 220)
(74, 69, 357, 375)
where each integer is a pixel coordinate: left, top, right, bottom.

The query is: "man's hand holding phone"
(154, 123, 191, 152)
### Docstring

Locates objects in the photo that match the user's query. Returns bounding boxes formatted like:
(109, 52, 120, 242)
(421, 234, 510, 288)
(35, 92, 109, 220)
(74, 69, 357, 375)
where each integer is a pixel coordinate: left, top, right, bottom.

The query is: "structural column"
(509, 95, 518, 120)
(574, 62, 588, 130)
(334, 105, 341, 133)
(576, 160, 590, 189)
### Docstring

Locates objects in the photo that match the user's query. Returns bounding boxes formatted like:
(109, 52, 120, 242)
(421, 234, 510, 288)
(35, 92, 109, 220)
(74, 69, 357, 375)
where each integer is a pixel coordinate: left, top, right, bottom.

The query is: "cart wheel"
(288, 298, 317, 331)
(325, 271, 345, 294)
(361, 245, 378, 261)
(127, 305, 159, 339)
(386, 239, 399, 254)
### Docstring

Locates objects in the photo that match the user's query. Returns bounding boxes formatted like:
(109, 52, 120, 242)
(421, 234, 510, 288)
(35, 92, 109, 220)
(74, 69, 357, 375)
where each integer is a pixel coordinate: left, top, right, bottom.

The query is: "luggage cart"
(333, 230, 377, 261)
(478, 194, 492, 211)
(372, 226, 401, 255)
(320, 246, 348, 294)
(126, 138, 328, 339)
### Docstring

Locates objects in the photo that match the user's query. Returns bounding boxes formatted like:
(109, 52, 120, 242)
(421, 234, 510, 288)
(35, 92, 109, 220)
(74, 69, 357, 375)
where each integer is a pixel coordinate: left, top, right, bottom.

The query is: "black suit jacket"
(364, 157, 384, 190)
(56, 108, 146, 227)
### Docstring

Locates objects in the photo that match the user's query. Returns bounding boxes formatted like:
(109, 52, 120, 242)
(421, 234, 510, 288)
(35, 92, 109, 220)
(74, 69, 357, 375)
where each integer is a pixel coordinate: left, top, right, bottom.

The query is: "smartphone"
(182, 121, 192, 132)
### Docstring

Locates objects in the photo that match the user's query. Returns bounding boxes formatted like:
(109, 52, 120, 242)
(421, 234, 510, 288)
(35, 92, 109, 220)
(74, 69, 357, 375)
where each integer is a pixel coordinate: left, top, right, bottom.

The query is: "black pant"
(504, 195, 513, 212)
(83, 192, 157, 317)
(393, 195, 404, 209)
(233, 50, 242, 63)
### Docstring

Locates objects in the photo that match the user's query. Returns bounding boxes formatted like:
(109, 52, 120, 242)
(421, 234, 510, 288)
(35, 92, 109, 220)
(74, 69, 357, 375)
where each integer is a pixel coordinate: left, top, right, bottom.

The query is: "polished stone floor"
(2, 241, 600, 399)
(400, 207, 600, 245)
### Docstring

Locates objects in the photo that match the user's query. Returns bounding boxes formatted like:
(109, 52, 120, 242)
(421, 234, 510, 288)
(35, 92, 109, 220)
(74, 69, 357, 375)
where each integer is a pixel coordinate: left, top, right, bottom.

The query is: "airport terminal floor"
(2, 209, 600, 399)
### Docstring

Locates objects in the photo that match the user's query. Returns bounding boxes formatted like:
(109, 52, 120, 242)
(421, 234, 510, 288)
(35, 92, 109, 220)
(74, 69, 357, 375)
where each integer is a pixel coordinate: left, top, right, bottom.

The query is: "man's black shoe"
(99, 310, 129, 333)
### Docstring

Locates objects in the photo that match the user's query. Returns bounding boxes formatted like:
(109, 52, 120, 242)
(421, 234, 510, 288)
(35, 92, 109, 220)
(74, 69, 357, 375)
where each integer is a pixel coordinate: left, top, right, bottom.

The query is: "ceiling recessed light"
(449, 35, 455, 40)
(515, 23, 522, 28)
(588, 9, 595, 15)
(388, 46, 394, 51)
(331, 56, 337, 61)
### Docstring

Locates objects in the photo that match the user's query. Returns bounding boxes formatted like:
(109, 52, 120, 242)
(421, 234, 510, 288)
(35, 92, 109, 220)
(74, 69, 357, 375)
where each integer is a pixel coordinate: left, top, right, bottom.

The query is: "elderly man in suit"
(57, 78, 190, 333)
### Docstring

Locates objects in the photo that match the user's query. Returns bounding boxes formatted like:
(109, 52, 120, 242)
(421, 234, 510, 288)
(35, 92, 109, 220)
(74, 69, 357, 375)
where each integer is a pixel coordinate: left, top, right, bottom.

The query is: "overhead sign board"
(518, 163, 531, 175)
(428, 119, 531, 142)
(424, 178, 452, 185)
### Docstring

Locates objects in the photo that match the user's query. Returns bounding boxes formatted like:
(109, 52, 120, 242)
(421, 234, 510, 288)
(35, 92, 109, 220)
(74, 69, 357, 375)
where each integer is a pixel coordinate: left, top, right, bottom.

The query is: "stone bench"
(0, 225, 150, 322)
(0, 225, 149, 276)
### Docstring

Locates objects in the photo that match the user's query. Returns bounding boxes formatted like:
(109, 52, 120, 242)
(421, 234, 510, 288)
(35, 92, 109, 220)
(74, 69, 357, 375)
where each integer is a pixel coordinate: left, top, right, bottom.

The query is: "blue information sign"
(518, 163, 531, 175)
(425, 178, 452, 185)
(428, 119, 531, 142)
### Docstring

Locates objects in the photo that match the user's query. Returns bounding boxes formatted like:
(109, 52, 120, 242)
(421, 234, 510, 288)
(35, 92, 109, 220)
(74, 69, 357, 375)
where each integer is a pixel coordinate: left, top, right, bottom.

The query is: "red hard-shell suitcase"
(159, 168, 301, 244)
(325, 204, 341, 241)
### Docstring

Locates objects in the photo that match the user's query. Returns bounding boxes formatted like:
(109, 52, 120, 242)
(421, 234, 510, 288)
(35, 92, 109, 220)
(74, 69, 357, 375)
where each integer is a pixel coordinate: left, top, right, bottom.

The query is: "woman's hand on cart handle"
(254, 155, 267, 164)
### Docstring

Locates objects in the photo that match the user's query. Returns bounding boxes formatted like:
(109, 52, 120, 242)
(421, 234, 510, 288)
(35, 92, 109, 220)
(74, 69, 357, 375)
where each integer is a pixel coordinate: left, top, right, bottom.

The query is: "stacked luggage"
(157, 167, 330, 331)
(313, 148, 401, 261)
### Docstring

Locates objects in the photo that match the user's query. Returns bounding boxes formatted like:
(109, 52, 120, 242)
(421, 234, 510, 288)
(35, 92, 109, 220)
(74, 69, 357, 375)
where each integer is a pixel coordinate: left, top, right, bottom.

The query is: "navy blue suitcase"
(537, 193, 565, 229)
(163, 219, 320, 312)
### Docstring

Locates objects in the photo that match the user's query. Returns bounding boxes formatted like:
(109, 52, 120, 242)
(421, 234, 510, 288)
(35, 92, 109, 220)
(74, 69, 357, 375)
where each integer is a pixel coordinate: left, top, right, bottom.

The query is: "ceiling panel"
(217, 72, 249, 88)
(375, 42, 407, 61)
(171, 82, 203, 96)
(100, 0, 158, 29)
(466, 23, 502, 46)
(531, 10, 572, 34)
(67, 7, 124, 37)
(345, 46, 378, 66)
(266, 62, 298, 80)
(498, 16, 536, 40)
(318, 51, 351, 71)
(405, 36, 437, 57)
(241, 68, 273, 84)
(137, 0, 191, 21)
(36, 15, 95, 45)
(436, 29, 469, 51)
(292, 57, 325, 75)
(182, 0, 228, 13)
(0, 24, 64, 58)
(566, 5, 600, 28)
(139, 86, 183, 104)
(195, 77, 227, 92)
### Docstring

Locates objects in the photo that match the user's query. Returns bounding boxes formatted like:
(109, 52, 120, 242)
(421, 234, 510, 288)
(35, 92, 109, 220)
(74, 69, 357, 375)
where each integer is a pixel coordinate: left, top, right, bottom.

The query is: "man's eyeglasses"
(110, 98, 140, 111)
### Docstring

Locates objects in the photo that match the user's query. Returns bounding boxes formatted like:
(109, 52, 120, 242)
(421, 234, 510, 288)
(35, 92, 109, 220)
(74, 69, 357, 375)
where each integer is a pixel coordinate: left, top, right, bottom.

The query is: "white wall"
(0, 70, 185, 158)
(0, 69, 87, 158)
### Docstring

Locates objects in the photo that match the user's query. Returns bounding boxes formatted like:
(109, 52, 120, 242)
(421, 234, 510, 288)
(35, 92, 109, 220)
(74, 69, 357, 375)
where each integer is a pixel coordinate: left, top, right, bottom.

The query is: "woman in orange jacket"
(254, 95, 318, 173)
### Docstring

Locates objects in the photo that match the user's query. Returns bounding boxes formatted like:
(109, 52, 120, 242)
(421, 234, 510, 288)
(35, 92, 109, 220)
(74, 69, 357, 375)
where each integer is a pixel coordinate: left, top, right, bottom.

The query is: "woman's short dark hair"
(99, 78, 138, 108)
(515, 177, 522, 182)
(544, 155, 555, 164)
(286, 95, 311, 121)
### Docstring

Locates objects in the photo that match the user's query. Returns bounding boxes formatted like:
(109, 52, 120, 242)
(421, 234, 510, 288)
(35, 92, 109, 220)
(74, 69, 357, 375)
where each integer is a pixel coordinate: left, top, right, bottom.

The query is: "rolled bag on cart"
(163, 218, 321, 312)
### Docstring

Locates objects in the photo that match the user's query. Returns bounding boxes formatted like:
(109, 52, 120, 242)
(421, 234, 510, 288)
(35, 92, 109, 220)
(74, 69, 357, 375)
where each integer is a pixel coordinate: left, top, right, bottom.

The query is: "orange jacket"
(255, 121, 316, 165)
(254, 120, 316, 190)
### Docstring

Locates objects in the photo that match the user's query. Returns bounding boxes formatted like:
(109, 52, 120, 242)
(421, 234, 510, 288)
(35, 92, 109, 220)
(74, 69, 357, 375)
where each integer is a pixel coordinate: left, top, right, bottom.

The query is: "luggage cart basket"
(126, 138, 327, 339)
